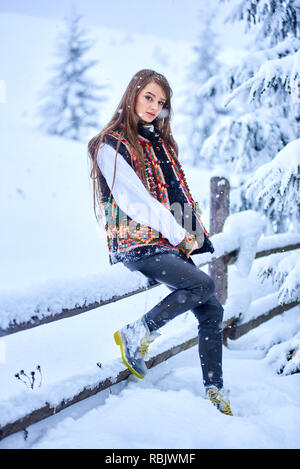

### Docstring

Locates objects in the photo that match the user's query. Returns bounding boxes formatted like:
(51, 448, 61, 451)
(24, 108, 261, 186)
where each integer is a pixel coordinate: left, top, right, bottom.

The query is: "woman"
(88, 69, 232, 415)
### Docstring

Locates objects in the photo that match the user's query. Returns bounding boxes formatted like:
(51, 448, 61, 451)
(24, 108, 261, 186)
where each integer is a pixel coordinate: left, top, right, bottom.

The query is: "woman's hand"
(176, 233, 199, 258)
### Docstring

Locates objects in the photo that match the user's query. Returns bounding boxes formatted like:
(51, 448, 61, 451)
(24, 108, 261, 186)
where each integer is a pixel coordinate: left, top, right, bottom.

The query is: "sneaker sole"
(114, 330, 145, 379)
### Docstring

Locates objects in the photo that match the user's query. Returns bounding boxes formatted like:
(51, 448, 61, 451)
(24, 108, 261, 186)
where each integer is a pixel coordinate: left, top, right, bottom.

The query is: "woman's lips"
(146, 112, 155, 117)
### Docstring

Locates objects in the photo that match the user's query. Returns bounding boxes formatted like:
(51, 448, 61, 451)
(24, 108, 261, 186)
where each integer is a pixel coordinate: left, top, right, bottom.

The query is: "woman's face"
(135, 81, 167, 123)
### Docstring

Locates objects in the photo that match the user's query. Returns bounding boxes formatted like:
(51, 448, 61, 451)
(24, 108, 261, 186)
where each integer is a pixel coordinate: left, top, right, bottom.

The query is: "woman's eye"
(144, 95, 165, 107)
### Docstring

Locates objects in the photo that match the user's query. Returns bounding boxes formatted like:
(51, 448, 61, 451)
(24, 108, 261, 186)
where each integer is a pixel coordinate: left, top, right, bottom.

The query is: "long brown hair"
(87, 69, 179, 222)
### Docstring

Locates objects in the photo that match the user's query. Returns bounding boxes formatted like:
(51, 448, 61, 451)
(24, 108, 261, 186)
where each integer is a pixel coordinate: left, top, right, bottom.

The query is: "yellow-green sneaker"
(206, 386, 233, 416)
(114, 317, 160, 379)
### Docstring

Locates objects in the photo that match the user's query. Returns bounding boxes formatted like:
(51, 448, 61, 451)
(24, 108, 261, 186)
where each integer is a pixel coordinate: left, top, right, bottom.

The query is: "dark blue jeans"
(123, 251, 224, 389)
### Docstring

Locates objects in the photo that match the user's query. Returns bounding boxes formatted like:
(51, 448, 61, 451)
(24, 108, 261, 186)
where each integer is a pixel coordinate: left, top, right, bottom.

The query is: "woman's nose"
(150, 101, 159, 112)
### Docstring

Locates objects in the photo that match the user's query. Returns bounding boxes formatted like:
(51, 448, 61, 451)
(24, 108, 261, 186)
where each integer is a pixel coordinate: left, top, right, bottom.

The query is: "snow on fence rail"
(0, 176, 299, 441)
(0, 231, 298, 338)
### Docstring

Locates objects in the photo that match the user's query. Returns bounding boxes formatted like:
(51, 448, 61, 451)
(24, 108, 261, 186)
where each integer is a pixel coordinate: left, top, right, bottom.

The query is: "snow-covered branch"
(222, 0, 300, 46)
(198, 37, 300, 101)
(245, 139, 300, 219)
(257, 249, 300, 304)
(225, 47, 300, 106)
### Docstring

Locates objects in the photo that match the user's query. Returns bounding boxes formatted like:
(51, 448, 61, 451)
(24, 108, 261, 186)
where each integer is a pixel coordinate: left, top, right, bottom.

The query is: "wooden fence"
(0, 176, 299, 441)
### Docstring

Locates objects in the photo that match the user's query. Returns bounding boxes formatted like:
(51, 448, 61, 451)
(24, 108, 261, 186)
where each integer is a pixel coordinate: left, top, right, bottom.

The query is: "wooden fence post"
(209, 176, 230, 305)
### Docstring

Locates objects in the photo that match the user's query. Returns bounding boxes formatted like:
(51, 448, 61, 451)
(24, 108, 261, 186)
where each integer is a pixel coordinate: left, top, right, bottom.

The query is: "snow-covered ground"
(1, 306, 300, 449)
(0, 11, 299, 449)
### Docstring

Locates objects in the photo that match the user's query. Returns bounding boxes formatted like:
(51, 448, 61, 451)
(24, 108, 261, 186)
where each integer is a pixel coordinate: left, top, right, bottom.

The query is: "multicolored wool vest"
(99, 123, 214, 265)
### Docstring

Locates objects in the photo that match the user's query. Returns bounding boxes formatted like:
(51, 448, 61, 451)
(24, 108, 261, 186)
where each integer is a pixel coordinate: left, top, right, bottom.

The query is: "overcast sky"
(0, 0, 243, 44)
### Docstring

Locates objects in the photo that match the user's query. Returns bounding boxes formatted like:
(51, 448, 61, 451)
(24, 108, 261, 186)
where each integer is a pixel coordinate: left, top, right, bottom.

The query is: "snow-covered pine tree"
(185, 8, 227, 168)
(199, 0, 299, 232)
(38, 12, 106, 141)
(198, 0, 300, 375)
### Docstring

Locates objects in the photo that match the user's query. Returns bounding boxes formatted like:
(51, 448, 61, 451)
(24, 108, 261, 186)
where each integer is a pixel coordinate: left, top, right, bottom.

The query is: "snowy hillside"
(0, 11, 199, 290)
(0, 12, 196, 148)
(0, 11, 299, 449)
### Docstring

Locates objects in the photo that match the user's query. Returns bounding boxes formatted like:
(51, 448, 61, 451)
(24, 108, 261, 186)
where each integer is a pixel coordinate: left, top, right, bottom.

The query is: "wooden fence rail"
(0, 239, 298, 338)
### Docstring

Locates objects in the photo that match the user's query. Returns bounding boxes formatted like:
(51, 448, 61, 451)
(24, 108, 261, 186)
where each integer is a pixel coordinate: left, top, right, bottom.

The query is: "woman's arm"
(97, 143, 186, 246)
